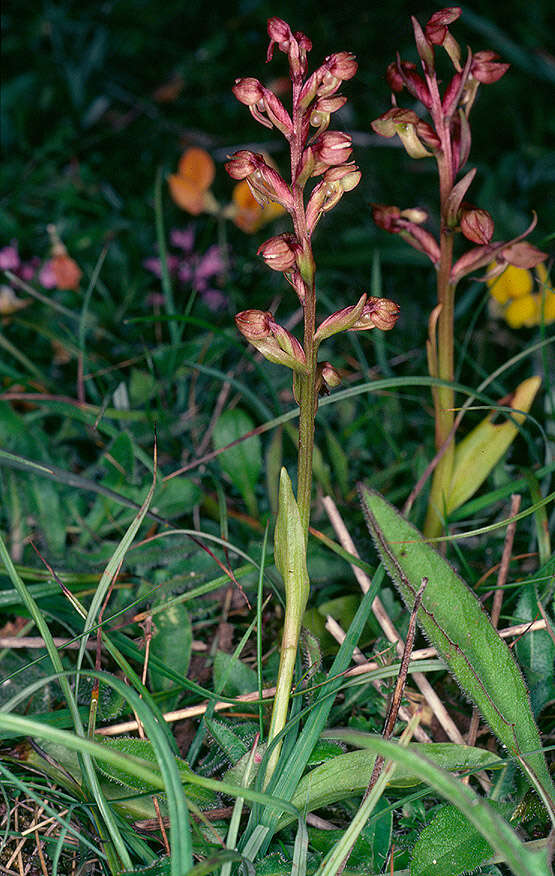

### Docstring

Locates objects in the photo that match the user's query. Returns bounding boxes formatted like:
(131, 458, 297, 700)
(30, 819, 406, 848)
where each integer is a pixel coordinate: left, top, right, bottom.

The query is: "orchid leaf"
(359, 485, 554, 802)
(274, 466, 309, 617)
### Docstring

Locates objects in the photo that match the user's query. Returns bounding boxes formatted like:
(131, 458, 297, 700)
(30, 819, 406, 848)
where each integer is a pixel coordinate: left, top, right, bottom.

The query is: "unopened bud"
(235, 309, 272, 341)
(326, 52, 358, 80)
(235, 309, 307, 373)
(257, 234, 298, 272)
(350, 297, 400, 332)
(225, 151, 293, 210)
(225, 150, 259, 179)
(232, 77, 265, 106)
(460, 205, 494, 244)
(312, 130, 353, 167)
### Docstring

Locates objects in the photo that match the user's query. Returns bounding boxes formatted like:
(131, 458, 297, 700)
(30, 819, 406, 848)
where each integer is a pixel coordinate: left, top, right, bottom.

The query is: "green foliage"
(310, 798, 392, 871)
(212, 408, 262, 517)
(1, 0, 553, 872)
(149, 602, 192, 709)
(360, 486, 554, 799)
(410, 802, 512, 876)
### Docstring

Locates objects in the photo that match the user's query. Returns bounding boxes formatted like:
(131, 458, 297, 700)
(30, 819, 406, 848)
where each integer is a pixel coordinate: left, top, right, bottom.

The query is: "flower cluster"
(144, 226, 228, 311)
(226, 18, 399, 393)
(168, 146, 286, 234)
(370, 6, 547, 286)
(487, 262, 555, 328)
(0, 227, 82, 315)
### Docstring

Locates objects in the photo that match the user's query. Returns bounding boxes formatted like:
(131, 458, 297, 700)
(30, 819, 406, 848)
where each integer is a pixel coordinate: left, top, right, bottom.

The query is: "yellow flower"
(168, 148, 217, 215)
(504, 295, 538, 329)
(487, 261, 554, 328)
(487, 263, 533, 304)
(231, 180, 286, 233)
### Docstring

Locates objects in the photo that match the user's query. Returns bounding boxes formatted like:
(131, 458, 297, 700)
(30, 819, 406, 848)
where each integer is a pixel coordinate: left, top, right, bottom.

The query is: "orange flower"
(168, 148, 216, 215)
(231, 180, 286, 233)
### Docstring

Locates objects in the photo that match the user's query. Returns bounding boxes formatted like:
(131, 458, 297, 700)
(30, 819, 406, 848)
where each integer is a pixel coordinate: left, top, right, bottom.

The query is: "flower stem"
(424, 119, 456, 537)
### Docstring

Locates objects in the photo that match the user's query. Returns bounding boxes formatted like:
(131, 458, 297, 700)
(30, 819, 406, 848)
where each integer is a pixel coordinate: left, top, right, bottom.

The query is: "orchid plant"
(226, 17, 399, 780)
(370, 6, 548, 536)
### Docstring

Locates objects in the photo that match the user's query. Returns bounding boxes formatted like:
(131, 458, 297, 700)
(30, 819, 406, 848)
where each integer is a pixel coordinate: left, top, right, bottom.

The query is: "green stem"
(265, 74, 318, 782)
(264, 607, 303, 786)
(424, 112, 457, 537)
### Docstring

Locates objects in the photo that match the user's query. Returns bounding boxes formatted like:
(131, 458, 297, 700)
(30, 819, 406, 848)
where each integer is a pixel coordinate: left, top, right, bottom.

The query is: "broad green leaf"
(205, 718, 253, 765)
(151, 476, 201, 518)
(129, 367, 157, 406)
(359, 486, 554, 802)
(274, 466, 309, 617)
(515, 585, 555, 716)
(447, 376, 541, 513)
(149, 602, 192, 709)
(277, 743, 497, 830)
(96, 737, 215, 808)
(410, 802, 511, 876)
(322, 735, 549, 876)
(212, 408, 262, 517)
(213, 650, 258, 697)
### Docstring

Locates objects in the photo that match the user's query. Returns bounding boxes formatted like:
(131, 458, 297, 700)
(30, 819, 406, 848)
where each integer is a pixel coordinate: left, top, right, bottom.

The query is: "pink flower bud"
(326, 52, 358, 81)
(470, 51, 510, 84)
(225, 150, 259, 179)
(232, 77, 265, 106)
(257, 234, 298, 272)
(312, 130, 352, 166)
(235, 309, 272, 341)
(225, 151, 293, 210)
(460, 205, 494, 244)
(350, 297, 400, 332)
(235, 308, 307, 373)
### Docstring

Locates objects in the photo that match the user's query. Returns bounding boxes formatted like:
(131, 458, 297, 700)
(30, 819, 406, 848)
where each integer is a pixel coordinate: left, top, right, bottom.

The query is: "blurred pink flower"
(0, 243, 20, 271)
(144, 226, 228, 311)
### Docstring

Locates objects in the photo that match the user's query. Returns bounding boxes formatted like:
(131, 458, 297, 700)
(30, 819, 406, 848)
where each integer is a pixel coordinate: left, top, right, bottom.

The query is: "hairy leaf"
(359, 486, 554, 801)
